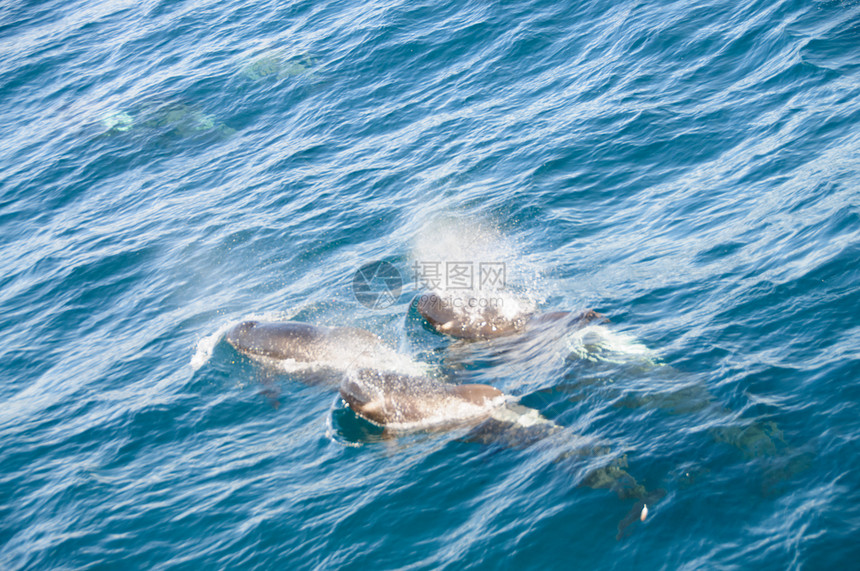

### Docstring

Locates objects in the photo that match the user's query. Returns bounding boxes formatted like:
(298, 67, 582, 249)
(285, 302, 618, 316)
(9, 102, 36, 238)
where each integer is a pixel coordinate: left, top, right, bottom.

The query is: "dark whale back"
(415, 294, 606, 341)
(415, 294, 531, 340)
(225, 320, 389, 364)
(226, 321, 329, 361)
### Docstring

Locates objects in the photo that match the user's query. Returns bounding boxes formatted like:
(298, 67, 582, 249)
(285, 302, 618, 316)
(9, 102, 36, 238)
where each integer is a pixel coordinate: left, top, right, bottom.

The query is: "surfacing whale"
(340, 369, 507, 431)
(225, 320, 420, 377)
(414, 292, 606, 341)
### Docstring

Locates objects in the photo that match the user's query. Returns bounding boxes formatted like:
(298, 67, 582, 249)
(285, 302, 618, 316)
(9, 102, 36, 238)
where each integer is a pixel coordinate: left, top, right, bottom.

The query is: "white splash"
(190, 322, 233, 370)
(190, 311, 296, 371)
(565, 324, 659, 365)
(490, 401, 558, 428)
(410, 214, 544, 325)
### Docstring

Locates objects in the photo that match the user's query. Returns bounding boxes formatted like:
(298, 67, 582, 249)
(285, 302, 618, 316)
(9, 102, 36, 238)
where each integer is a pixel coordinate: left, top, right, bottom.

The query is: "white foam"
(370, 397, 561, 434)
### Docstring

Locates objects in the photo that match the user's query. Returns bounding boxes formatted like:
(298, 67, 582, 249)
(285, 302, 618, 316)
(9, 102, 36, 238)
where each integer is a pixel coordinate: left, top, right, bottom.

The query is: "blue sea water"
(1, 0, 859, 568)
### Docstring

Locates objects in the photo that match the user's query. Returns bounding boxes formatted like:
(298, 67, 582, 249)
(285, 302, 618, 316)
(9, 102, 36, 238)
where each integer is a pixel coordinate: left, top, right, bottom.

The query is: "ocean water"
(1, 0, 859, 568)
